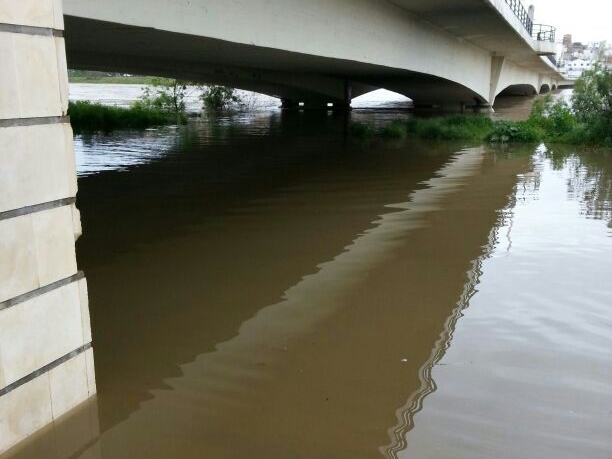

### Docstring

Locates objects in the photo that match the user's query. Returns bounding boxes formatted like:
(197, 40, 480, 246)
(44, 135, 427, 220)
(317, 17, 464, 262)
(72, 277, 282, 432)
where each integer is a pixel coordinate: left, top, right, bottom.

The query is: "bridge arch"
(496, 84, 538, 98)
(351, 88, 411, 106)
(540, 84, 551, 94)
(376, 72, 487, 110)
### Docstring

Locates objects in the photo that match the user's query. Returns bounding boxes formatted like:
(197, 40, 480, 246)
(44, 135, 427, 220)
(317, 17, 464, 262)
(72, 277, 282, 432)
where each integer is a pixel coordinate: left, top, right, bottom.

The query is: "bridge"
(61, 0, 565, 109)
(0, 0, 565, 454)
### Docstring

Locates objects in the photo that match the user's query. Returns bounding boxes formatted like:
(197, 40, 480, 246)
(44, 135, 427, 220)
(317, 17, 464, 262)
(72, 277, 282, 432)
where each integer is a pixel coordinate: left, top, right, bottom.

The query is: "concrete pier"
(0, 1, 96, 454)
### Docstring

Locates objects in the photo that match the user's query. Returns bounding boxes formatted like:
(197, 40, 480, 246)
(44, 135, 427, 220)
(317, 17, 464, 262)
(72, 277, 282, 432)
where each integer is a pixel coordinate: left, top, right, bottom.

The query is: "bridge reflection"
(2, 117, 532, 459)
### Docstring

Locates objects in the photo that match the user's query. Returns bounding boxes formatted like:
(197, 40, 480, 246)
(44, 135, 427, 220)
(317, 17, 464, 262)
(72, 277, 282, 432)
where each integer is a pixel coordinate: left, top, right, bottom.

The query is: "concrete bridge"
(61, 0, 565, 109)
(0, 0, 565, 453)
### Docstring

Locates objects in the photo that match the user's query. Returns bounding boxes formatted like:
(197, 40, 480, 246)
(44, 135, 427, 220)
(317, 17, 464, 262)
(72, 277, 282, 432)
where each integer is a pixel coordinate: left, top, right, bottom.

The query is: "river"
(2, 85, 611, 459)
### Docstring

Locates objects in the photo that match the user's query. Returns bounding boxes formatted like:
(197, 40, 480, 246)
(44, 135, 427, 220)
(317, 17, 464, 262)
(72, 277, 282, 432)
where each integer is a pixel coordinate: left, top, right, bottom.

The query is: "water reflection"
(383, 224, 495, 459)
(3, 108, 612, 459)
(71, 143, 526, 459)
(75, 127, 183, 176)
(396, 149, 612, 459)
(544, 147, 612, 227)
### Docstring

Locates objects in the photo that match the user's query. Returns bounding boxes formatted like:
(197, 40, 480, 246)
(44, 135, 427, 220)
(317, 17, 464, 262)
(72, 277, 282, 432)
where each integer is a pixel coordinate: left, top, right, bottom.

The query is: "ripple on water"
(397, 154, 612, 459)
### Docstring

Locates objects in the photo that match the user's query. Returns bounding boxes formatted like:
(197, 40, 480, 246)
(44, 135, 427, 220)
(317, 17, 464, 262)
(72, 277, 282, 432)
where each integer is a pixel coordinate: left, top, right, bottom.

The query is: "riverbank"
(351, 87, 612, 148)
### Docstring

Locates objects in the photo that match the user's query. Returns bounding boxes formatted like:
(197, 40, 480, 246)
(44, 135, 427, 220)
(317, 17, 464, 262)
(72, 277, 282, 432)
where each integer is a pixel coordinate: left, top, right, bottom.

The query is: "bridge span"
(62, 0, 565, 109)
(1, 0, 566, 454)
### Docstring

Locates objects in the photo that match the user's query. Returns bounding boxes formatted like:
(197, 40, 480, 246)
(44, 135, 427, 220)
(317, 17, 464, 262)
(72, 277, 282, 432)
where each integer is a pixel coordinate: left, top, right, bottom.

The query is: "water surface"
(3, 96, 611, 459)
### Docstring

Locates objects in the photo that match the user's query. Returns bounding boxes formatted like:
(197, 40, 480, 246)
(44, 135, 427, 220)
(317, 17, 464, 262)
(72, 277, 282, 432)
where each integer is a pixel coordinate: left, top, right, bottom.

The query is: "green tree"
(571, 65, 612, 145)
(200, 85, 242, 111)
(528, 95, 575, 140)
(137, 78, 189, 122)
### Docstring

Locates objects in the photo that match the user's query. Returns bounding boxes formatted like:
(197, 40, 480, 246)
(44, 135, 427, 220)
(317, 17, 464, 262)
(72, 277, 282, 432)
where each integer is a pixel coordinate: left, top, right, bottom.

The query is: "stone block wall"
(0, 0, 96, 453)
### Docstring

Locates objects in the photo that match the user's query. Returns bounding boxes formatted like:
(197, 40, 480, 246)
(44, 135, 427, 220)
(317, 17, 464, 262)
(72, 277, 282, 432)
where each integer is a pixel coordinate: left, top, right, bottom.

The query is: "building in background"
(559, 39, 611, 80)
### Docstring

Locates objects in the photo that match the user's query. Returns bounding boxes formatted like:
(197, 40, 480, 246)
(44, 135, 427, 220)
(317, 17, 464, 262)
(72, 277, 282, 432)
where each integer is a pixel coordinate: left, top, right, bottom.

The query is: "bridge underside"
(64, 16, 486, 109)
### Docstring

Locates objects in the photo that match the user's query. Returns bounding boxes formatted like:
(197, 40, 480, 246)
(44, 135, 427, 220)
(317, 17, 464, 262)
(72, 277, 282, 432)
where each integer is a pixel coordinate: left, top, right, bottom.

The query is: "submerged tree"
(200, 85, 242, 111)
(137, 78, 189, 123)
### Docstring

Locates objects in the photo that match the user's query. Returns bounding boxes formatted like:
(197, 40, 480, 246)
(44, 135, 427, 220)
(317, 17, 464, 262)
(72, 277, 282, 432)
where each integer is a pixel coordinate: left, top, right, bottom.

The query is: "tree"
(137, 78, 189, 122)
(571, 65, 612, 144)
(200, 85, 242, 111)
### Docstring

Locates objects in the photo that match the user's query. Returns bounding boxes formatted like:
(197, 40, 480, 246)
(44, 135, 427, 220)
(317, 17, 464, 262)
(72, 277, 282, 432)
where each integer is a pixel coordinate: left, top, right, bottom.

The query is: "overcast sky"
(530, 0, 611, 43)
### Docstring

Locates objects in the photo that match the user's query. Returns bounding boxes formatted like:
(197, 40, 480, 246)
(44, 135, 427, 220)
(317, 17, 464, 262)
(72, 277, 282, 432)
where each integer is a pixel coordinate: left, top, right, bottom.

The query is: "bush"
(138, 78, 189, 123)
(201, 85, 242, 111)
(487, 120, 544, 143)
(528, 95, 576, 140)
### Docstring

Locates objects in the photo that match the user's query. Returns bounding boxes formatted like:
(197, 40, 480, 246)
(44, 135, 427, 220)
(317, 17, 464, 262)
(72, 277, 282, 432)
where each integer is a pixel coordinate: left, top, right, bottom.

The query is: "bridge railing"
(505, 0, 534, 35)
(532, 24, 556, 42)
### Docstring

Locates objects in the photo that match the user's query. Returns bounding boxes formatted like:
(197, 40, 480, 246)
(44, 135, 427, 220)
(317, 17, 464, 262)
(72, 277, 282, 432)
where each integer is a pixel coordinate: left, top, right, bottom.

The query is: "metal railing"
(505, 0, 534, 35)
(532, 24, 556, 42)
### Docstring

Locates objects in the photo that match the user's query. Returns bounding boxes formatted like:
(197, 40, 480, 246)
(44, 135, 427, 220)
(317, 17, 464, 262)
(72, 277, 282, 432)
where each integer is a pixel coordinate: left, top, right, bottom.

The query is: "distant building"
(559, 37, 611, 80)
(564, 59, 594, 79)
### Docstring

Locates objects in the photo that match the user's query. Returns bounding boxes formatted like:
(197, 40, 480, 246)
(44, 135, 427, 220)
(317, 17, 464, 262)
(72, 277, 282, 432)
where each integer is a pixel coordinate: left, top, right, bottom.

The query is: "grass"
(68, 101, 185, 133)
(350, 99, 611, 147)
(405, 115, 494, 141)
(351, 115, 495, 143)
(349, 122, 377, 139)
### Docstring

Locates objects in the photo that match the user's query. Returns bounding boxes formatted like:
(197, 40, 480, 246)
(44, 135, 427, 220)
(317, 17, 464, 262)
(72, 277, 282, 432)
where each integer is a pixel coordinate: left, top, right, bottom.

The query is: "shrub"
(138, 78, 189, 123)
(487, 121, 543, 143)
(201, 85, 243, 111)
(528, 95, 576, 140)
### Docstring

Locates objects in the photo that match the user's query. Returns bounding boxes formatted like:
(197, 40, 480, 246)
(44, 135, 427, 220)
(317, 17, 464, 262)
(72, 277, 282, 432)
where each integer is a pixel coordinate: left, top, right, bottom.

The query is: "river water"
(3, 86, 611, 459)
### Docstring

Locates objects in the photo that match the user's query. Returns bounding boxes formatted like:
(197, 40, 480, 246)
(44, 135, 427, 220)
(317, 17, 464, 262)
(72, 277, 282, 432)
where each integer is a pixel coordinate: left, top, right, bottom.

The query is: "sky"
(530, 0, 611, 44)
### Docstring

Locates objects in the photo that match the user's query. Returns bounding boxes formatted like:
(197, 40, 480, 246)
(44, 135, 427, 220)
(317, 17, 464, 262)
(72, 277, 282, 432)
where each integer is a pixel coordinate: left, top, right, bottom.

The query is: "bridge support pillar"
(281, 98, 299, 109)
(489, 56, 506, 104)
(0, 2, 97, 454)
(340, 79, 353, 110)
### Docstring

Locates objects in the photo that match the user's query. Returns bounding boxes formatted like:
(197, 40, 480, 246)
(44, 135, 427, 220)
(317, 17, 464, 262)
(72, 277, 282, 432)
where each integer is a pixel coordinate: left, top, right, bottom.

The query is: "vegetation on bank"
(70, 66, 611, 142)
(68, 101, 183, 133)
(69, 76, 246, 132)
(351, 66, 612, 147)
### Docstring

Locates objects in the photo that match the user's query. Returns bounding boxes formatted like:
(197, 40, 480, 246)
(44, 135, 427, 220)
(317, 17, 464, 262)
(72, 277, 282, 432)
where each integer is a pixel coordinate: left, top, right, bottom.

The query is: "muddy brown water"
(3, 99, 612, 459)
